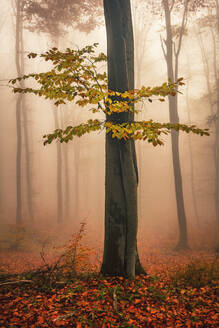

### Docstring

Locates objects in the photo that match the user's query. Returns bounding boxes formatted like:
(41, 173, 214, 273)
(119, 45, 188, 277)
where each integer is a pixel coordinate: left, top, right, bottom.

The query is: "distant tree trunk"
(162, 0, 189, 250)
(73, 140, 80, 220)
(196, 2, 219, 251)
(20, 25, 34, 223)
(186, 57, 200, 228)
(54, 110, 63, 223)
(60, 111, 70, 219)
(15, 0, 23, 226)
(213, 0, 219, 251)
(14, 0, 34, 225)
(101, 0, 145, 278)
(52, 38, 63, 224)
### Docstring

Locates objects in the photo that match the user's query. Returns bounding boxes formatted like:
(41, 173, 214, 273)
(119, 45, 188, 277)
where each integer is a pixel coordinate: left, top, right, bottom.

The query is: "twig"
(113, 285, 118, 312)
(0, 280, 33, 286)
(53, 312, 75, 321)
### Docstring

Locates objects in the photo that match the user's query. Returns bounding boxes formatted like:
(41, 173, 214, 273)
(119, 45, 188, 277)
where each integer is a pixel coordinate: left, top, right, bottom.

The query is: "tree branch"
(160, 35, 167, 60)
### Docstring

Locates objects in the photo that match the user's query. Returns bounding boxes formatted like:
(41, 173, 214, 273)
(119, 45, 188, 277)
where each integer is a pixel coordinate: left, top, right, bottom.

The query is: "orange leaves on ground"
(0, 251, 218, 327)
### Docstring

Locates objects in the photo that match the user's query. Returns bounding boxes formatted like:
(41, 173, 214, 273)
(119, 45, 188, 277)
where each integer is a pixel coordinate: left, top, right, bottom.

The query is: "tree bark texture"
(162, 0, 189, 250)
(101, 0, 145, 278)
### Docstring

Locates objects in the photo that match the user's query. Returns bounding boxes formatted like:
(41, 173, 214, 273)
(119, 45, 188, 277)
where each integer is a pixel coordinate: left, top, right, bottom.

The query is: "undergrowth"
(0, 222, 98, 291)
(170, 259, 219, 288)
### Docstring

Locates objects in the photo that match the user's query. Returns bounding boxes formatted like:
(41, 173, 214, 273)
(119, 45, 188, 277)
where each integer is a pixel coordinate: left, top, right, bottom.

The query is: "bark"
(101, 0, 145, 278)
(162, 0, 189, 250)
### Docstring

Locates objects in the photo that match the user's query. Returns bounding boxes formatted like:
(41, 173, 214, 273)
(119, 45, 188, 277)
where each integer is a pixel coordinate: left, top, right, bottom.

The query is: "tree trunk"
(185, 59, 200, 229)
(101, 0, 145, 278)
(14, 0, 34, 225)
(214, 0, 219, 251)
(52, 38, 63, 224)
(162, 0, 189, 250)
(15, 0, 23, 226)
(54, 109, 63, 224)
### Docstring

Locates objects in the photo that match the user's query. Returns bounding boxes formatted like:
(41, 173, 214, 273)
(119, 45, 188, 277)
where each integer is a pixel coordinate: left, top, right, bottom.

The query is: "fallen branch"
(0, 279, 33, 286)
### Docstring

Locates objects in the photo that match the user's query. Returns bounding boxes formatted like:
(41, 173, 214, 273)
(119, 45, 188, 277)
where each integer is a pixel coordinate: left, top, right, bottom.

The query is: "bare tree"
(13, 0, 34, 225)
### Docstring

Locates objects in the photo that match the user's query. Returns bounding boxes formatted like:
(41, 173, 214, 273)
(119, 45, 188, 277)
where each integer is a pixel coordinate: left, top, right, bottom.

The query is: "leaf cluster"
(9, 43, 209, 146)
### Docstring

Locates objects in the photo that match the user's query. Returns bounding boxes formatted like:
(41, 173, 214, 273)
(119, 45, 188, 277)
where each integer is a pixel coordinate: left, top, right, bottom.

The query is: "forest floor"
(0, 248, 218, 328)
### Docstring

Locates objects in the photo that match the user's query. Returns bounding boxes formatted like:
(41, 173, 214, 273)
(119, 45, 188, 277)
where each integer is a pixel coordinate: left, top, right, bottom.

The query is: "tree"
(101, 0, 142, 278)
(195, 0, 219, 251)
(13, 0, 34, 225)
(145, 0, 212, 250)
(23, 0, 103, 36)
(10, 1, 209, 278)
(160, 0, 190, 250)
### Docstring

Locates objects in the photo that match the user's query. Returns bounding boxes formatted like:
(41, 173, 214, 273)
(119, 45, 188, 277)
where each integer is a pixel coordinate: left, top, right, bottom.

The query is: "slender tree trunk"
(20, 26, 34, 223)
(15, 0, 23, 226)
(54, 109, 63, 224)
(185, 61, 200, 229)
(162, 0, 189, 250)
(214, 0, 219, 251)
(73, 140, 80, 220)
(196, 17, 219, 251)
(52, 38, 63, 224)
(14, 0, 34, 225)
(60, 111, 70, 219)
(101, 0, 145, 278)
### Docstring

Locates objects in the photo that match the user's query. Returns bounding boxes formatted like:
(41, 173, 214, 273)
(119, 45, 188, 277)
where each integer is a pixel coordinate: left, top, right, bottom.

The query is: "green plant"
(170, 260, 219, 288)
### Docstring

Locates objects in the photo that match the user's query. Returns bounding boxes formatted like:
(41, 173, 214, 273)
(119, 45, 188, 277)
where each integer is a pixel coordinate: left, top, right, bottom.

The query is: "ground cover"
(0, 248, 218, 328)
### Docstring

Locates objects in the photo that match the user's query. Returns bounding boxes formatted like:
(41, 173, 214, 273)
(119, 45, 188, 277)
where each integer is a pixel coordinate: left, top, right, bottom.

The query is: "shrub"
(60, 222, 97, 277)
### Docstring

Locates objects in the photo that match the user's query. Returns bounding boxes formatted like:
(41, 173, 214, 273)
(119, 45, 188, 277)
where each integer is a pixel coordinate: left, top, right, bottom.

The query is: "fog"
(0, 0, 218, 263)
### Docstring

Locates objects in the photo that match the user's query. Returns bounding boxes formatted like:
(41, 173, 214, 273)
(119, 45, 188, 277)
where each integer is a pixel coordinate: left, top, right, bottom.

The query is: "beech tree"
(10, 0, 209, 278)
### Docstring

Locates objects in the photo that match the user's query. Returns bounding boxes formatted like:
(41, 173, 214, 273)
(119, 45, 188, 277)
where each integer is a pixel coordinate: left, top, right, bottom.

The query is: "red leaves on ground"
(0, 251, 218, 327)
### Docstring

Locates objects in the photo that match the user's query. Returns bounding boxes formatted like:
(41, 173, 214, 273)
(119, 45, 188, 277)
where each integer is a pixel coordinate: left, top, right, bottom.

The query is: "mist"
(0, 1, 218, 326)
(0, 0, 218, 266)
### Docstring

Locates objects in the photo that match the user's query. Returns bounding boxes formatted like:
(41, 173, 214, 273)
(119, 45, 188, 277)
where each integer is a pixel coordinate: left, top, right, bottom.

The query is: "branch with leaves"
(9, 43, 209, 146)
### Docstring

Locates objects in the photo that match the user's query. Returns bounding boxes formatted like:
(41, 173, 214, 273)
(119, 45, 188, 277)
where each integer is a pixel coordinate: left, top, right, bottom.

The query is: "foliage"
(58, 222, 98, 277)
(22, 0, 103, 36)
(0, 223, 97, 292)
(10, 43, 209, 146)
(170, 259, 219, 288)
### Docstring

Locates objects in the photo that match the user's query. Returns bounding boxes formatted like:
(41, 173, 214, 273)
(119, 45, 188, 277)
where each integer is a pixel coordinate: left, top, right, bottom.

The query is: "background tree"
(195, 0, 219, 250)
(13, 0, 34, 225)
(146, 0, 213, 250)
(161, 0, 190, 250)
